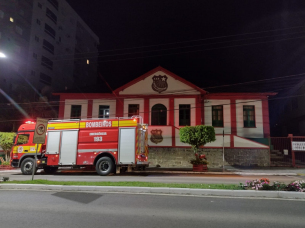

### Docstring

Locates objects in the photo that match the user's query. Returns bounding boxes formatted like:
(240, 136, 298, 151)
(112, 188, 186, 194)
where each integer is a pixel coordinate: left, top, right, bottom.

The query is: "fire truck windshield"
(16, 134, 30, 145)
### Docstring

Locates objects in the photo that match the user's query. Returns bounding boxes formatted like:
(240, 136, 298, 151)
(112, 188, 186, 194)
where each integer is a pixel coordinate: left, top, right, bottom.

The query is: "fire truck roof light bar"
(25, 121, 35, 124)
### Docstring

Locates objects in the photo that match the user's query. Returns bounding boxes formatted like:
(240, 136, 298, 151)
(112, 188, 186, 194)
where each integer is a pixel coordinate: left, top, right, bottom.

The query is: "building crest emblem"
(152, 75, 168, 93)
(150, 129, 163, 144)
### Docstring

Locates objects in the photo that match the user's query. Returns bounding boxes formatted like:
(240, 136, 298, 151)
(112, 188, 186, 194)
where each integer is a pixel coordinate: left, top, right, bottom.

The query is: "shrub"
(243, 178, 271, 190)
(273, 181, 286, 191)
(179, 125, 215, 165)
(286, 180, 305, 192)
(242, 179, 305, 192)
(1, 161, 10, 166)
(179, 125, 216, 153)
(0, 132, 17, 161)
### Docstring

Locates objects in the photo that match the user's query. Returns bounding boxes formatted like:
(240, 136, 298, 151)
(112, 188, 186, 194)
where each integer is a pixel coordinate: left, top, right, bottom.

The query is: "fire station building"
(55, 66, 275, 168)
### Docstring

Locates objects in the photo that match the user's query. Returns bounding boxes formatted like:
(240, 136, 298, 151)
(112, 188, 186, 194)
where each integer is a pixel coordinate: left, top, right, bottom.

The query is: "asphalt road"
(1, 169, 304, 184)
(0, 190, 304, 228)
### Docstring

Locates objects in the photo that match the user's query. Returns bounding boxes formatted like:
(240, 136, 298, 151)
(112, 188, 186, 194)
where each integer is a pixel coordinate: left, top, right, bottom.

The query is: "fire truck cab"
(10, 116, 149, 176)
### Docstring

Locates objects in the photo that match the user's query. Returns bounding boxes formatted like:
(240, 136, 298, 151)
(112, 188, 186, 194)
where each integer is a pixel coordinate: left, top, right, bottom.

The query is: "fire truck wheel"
(21, 158, 37, 175)
(43, 167, 58, 174)
(96, 157, 114, 176)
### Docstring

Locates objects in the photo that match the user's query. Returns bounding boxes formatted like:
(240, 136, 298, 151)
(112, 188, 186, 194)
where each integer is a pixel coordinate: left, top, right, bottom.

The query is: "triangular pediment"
(114, 66, 206, 95)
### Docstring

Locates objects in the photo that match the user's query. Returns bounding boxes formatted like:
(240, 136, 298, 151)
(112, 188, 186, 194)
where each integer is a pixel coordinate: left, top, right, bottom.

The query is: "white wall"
(177, 134, 230, 147)
(64, 99, 88, 119)
(204, 100, 231, 134)
(236, 100, 264, 138)
(204, 135, 231, 147)
(149, 98, 169, 125)
(177, 134, 268, 148)
(148, 126, 172, 146)
(123, 98, 144, 117)
(234, 136, 268, 148)
(92, 99, 116, 118)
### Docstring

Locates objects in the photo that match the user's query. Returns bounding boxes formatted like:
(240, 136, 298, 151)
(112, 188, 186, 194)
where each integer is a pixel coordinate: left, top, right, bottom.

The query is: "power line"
(0, 92, 303, 122)
(202, 73, 305, 89)
(0, 70, 304, 107)
(65, 72, 305, 95)
(40, 34, 305, 65)
(0, 82, 299, 112)
(97, 35, 305, 63)
(47, 25, 305, 59)
(53, 30, 305, 62)
(98, 25, 305, 51)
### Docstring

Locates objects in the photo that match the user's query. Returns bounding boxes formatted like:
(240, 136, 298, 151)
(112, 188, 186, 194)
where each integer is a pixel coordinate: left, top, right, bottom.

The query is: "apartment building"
(0, 0, 99, 101)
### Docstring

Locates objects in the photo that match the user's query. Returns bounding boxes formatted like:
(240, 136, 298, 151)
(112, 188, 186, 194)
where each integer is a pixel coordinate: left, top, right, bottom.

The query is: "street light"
(0, 52, 6, 58)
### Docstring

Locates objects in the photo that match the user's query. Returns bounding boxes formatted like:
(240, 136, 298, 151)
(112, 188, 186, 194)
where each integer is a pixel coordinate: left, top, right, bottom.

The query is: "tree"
(179, 125, 216, 154)
(0, 132, 16, 161)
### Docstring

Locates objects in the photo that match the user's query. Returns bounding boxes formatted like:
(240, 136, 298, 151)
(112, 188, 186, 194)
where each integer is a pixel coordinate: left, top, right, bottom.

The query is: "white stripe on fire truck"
(77, 149, 117, 153)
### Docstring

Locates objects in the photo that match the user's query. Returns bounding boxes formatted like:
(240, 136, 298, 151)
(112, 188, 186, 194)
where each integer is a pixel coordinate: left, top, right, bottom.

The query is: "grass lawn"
(3, 180, 241, 190)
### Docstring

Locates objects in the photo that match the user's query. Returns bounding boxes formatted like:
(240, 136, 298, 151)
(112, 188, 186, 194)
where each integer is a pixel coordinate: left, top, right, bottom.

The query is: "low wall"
(148, 147, 270, 168)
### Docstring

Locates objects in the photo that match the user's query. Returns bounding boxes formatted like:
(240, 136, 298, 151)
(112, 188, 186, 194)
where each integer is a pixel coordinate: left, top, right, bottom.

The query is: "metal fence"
(270, 136, 305, 167)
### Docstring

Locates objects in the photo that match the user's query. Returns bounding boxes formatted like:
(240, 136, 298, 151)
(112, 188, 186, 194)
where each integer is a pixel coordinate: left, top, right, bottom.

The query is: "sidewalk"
(1, 166, 305, 176)
(143, 166, 305, 176)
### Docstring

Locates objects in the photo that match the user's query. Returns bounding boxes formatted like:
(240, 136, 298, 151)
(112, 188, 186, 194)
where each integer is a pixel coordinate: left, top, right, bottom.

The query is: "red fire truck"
(10, 116, 149, 176)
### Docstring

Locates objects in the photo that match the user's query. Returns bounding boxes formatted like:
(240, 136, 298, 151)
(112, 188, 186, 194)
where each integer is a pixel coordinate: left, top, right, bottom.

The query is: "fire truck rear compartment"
(118, 128, 136, 164)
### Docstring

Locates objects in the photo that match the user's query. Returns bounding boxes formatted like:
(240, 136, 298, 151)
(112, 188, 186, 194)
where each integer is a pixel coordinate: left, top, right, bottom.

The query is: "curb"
(233, 172, 299, 176)
(134, 171, 300, 176)
(0, 184, 304, 199)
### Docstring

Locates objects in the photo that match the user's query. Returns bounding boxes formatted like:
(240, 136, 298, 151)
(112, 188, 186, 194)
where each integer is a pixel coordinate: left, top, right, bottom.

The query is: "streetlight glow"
(0, 52, 6, 58)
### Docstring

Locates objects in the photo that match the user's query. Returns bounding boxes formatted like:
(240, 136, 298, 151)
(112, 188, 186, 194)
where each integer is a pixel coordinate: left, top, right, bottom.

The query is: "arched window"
(151, 104, 167, 125)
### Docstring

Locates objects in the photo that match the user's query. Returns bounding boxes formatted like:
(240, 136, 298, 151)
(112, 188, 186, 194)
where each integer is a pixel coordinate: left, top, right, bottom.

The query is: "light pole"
(0, 50, 30, 129)
(0, 52, 6, 58)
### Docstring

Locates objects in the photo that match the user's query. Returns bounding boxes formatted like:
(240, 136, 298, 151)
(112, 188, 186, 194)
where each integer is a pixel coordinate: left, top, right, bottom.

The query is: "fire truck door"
(46, 131, 61, 155)
(59, 130, 78, 165)
(118, 128, 135, 164)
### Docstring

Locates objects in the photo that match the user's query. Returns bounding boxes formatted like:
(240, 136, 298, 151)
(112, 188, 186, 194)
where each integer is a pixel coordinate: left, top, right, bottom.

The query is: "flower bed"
(0, 165, 15, 170)
(241, 178, 305, 192)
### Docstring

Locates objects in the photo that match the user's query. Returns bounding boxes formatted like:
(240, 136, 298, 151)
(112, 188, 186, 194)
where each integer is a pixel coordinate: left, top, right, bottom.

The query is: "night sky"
(66, 0, 305, 93)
